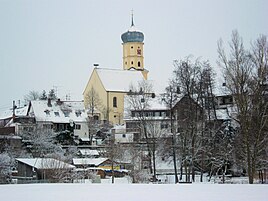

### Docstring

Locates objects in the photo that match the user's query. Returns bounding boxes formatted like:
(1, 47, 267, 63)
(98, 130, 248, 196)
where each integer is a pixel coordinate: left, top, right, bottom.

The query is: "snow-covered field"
(0, 183, 267, 201)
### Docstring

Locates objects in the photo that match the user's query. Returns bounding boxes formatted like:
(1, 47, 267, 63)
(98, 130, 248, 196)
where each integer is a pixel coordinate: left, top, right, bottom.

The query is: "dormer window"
(44, 109, 50, 116)
(75, 110, 82, 117)
(54, 112, 60, 117)
(62, 110, 70, 117)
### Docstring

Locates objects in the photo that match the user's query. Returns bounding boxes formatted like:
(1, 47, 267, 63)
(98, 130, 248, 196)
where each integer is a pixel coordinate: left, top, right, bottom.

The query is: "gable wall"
(83, 69, 107, 120)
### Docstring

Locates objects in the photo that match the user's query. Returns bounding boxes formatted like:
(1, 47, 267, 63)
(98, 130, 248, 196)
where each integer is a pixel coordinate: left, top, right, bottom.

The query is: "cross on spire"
(131, 9, 134, 27)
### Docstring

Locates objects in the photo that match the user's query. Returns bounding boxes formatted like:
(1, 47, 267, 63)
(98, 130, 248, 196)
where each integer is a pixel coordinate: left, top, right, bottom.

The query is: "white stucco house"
(27, 99, 89, 141)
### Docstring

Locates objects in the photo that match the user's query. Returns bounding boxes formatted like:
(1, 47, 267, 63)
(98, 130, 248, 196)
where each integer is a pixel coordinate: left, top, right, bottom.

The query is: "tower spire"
(131, 9, 134, 26)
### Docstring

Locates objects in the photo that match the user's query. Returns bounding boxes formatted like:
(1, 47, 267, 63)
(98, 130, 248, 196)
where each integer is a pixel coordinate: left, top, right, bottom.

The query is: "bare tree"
(38, 158, 73, 182)
(104, 138, 125, 183)
(20, 125, 62, 157)
(166, 56, 220, 183)
(84, 87, 104, 144)
(121, 143, 149, 183)
(217, 30, 268, 184)
(24, 90, 40, 103)
(125, 80, 156, 179)
(161, 82, 180, 183)
(84, 87, 102, 117)
(146, 120, 167, 182)
(171, 57, 205, 182)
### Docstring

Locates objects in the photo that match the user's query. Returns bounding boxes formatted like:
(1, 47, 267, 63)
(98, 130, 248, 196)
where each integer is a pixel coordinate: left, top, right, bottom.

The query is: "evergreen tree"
(39, 90, 47, 100)
(48, 89, 57, 100)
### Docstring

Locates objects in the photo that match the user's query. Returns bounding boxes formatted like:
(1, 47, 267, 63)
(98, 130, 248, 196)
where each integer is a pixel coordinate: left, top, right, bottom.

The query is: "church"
(83, 15, 149, 125)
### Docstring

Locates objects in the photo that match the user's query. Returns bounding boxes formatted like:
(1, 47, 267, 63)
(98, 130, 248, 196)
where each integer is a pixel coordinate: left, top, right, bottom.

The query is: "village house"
(0, 104, 34, 135)
(123, 94, 171, 143)
(27, 99, 89, 143)
(78, 149, 100, 158)
(72, 157, 127, 178)
(0, 104, 33, 151)
(15, 158, 75, 183)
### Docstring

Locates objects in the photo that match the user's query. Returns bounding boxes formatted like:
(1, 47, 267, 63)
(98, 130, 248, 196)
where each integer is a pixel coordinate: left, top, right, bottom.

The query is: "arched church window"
(138, 61, 141, 67)
(131, 61, 133, 65)
(113, 97, 117, 108)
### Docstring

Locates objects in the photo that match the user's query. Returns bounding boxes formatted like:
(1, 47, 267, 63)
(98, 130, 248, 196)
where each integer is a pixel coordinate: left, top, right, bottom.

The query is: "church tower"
(121, 13, 146, 75)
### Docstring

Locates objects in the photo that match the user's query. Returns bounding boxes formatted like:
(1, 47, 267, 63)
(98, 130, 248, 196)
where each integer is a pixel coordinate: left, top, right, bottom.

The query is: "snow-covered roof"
(79, 149, 99, 156)
(215, 108, 230, 120)
(16, 158, 75, 169)
(73, 158, 109, 166)
(112, 124, 126, 130)
(0, 105, 28, 120)
(124, 95, 167, 111)
(29, 100, 87, 123)
(124, 94, 169, 120)
(96, 68, 146, 92)
(0, 135, 22, 140)
(214, 84, 231, 97)
(208, 105, 237, 121)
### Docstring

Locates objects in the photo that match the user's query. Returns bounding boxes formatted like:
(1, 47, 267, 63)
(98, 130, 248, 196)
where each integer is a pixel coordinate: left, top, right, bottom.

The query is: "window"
(138, 61, 141, 67)
(113, 97, 117, 107)
(122, 134, 126, 138)
(58, 124, 64, 131)
(131, 46, 133, 49)
(125, 61, 127, 65)
(54, 112, 60, 117)
(161, 124, 168, 129)
(43, 124, 53, 130)
(75, 124, 81, 130)
(131, 61, 133, 65)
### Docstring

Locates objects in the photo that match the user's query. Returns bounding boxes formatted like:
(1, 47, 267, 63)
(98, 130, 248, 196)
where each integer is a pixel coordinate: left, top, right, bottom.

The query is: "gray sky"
(0, 0, 267, 111)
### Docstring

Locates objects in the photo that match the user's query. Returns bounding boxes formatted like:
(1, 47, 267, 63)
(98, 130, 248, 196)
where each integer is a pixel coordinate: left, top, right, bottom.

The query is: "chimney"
(56, 98, 63, 105)
(12, 100, 17, 120)
(47, 98, 52, 107)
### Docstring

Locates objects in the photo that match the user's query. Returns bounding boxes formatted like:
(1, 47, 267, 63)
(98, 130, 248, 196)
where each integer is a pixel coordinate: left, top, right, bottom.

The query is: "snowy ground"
(0, 183, 267, 201)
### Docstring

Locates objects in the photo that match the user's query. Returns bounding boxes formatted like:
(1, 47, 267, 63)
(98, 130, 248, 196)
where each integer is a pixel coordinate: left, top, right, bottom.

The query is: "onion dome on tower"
(121, 13, 144, 43)
(121, 12, 146, 74)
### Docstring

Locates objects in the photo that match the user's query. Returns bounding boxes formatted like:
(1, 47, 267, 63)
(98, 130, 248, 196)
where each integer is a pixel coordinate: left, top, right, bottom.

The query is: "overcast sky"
(0, 0, 267, 111)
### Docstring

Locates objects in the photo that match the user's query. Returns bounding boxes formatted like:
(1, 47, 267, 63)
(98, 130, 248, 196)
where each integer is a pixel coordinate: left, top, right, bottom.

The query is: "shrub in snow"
(0, 153, 13, 184)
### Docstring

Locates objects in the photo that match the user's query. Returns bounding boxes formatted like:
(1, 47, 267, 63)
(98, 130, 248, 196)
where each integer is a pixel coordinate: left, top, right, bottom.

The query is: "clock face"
(137, 49, 141, 55)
